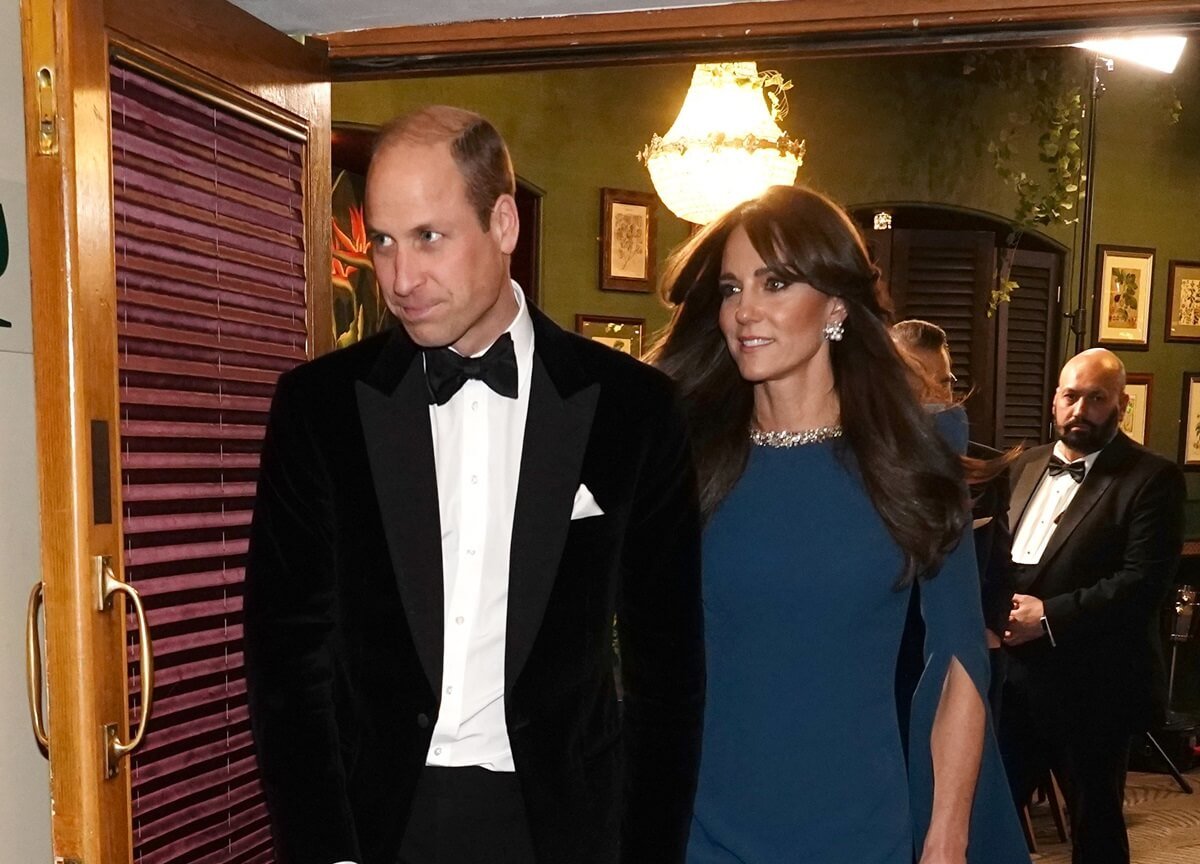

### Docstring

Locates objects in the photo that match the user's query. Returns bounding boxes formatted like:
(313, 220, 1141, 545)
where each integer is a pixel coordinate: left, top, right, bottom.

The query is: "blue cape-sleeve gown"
(687, 409, 1028, 863)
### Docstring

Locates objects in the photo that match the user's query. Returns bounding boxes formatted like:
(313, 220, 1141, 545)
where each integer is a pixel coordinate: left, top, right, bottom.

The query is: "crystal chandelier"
(638, 62, 806, 225)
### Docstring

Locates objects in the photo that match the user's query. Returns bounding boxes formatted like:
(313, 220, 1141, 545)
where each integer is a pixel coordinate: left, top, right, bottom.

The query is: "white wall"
(0, 1, 52, 861)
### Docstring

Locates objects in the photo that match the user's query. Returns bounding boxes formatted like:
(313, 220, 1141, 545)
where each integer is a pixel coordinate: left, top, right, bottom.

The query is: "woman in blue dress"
(651, 186, 1027, 864)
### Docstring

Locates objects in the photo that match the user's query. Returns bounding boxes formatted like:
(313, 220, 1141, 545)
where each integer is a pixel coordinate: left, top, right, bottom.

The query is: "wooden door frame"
(318, 0, 1200, 77)
(20, 2, 328, 862)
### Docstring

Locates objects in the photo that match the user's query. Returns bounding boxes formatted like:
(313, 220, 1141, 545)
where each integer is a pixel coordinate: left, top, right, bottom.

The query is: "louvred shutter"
(113, 59, 307, 864)
(994, 248, 1061, 449)
(889, 228, 998, 442)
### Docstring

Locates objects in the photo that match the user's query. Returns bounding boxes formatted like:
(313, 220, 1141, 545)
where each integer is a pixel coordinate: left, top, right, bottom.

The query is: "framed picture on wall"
(331, 123, 388, 349)
(1181, 372, 1200, 470)
(575, 314, 646, 358)
(1120, 373, 1152, 445)
(1166, 259, 1200, 343)
(600, 188, 657, 293)
(1093, 245, 1154, 350)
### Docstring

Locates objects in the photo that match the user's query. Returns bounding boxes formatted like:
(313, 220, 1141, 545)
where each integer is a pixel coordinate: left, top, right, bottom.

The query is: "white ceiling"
(227, 0, 739, 36)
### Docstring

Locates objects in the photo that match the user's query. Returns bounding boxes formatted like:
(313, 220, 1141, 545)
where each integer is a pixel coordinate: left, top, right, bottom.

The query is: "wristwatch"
(1039, 614, 1057, 648)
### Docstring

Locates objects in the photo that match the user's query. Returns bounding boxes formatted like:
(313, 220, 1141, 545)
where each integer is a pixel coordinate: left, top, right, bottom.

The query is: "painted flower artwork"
(1106, 268, 1140, 328)
(331, 169, 391, 347)
(613, 210, 646, 275)
(1179, 277, 1200, 327)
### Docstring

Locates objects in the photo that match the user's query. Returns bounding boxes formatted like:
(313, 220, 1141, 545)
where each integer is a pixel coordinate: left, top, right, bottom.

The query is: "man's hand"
(1004, 593, 1045, 646)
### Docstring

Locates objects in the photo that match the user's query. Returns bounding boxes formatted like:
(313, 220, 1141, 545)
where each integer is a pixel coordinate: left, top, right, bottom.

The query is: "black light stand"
(1067, 55, 1112, 354)
(1142, 733, 1194, 794)
(1167, 585, 1197, 716)
(1143, 585, 1198, 794)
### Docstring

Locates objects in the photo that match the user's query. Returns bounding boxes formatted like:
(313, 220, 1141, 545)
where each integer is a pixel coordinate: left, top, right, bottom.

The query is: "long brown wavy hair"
(649, 186, 968, 585)
(891, 318, 1023, 486)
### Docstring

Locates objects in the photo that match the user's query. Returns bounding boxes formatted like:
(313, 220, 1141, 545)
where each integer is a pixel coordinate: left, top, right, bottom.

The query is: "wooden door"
(20, 2, 329, 862)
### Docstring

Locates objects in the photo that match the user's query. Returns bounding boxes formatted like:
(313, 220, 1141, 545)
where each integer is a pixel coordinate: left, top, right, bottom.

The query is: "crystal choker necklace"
(749, 425, 843, 448)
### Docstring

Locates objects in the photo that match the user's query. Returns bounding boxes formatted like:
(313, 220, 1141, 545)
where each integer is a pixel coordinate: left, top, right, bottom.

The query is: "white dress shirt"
(333, 287, 532, 862)
(424, 282, 533, 772)
(1010, 443, 1101, 565)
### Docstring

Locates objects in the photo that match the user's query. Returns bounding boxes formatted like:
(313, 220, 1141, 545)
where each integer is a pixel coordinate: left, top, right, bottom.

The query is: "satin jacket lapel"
(506, 313, 599, 691)
(1008, 447, 1051, 533)
(355, 334, 444, 694)
(1034, 434, 1130, 574)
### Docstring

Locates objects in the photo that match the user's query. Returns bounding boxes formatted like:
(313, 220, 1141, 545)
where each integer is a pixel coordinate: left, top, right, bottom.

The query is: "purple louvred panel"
(112, 59, 307, 864)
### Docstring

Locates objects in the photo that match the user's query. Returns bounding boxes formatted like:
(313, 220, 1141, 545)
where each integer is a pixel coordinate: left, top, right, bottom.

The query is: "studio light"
(1072, 35, 1187, 74)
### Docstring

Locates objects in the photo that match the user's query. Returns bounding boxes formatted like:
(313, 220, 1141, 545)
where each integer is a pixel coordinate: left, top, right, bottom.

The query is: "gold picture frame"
(575, 314, 646, 358)
(1120, 372, 1152, 445)
(1180, 371, 1200, 470)
(1093, 245, 1154, 350)
(600, 188, 657, 293)
(1166, 260, 1200, 343)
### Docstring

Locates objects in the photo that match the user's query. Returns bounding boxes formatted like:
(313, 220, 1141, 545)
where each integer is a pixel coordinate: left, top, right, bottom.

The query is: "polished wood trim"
(307, 93, 333, 358)
(105, 0, 327, 88)
(323, 0, 1200, 73)
(22, 0, 133, 859)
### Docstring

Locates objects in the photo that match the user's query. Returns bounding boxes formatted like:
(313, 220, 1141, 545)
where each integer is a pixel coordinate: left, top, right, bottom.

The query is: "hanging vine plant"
(962, 49, 1183, 313)
(962, 50, 1086, 313)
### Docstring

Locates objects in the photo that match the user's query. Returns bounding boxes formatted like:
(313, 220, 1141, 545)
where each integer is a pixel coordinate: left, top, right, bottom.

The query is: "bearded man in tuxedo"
(1000, 348, 1185, 864)
(244, 106, 705, 864)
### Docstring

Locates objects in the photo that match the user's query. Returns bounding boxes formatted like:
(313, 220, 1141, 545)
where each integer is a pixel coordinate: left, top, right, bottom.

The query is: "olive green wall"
(333, 48, 1200, 534)
(334, 66, 698, 338)
(1083, 54, 1200, 534)
(332, 55, 1050, 334)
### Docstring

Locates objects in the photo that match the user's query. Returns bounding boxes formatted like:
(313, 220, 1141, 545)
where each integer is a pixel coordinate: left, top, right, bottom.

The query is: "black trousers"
(1000, 685, 1131, 864)
(397, 766, 537, 864)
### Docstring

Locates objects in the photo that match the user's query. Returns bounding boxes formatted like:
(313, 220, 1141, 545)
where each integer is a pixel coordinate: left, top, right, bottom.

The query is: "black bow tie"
(423, 332, 519, 406)
(1047, 454, 1086, 484)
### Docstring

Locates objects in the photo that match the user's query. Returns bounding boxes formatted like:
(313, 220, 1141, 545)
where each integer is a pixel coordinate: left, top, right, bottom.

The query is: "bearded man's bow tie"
(1047, 454, 1086, 484)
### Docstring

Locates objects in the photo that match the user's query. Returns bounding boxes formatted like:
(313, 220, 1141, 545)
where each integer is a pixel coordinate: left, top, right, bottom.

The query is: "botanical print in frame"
(1093, 245, 1154, 350)
(1166, 260, 1200, 343)
(600, 188, 657, 292)
(1181, 372, 1200, 469)
(575, 314, 646, 359)
(1120, 373, 1152, 445)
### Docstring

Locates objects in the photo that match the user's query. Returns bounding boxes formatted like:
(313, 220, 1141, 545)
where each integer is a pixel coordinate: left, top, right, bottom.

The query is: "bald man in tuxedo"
(1000, 348, 1185, 864)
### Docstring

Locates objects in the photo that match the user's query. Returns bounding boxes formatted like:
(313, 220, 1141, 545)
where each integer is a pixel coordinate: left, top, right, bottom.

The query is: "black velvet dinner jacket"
(244, 306, 705, 864)
(1004, 432, 1185, 730)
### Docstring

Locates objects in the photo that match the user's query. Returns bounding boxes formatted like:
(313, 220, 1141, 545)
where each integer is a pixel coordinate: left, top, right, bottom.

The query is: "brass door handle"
(25, 581, 49, 755)
(94, 556, 154, 778)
